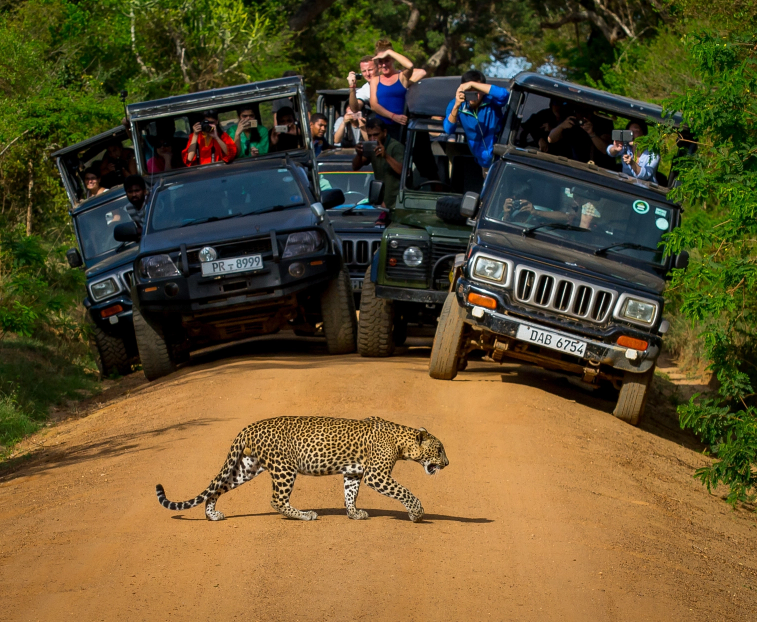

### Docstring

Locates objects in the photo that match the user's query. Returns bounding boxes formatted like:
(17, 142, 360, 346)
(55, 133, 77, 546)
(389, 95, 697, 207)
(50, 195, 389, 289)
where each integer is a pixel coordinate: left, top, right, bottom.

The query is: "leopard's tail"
(155, 439, 246, 511)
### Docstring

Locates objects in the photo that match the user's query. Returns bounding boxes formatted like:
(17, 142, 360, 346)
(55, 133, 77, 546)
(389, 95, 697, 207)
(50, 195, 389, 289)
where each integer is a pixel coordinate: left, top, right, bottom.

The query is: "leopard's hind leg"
(204, 453, 265, 521)
(269, 467, 317, 521)
(343, 475, 368, 520)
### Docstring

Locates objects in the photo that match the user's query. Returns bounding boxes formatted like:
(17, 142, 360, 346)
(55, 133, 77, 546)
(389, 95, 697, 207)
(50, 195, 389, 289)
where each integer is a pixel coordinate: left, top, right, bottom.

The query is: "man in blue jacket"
(443, 71, 509, 172)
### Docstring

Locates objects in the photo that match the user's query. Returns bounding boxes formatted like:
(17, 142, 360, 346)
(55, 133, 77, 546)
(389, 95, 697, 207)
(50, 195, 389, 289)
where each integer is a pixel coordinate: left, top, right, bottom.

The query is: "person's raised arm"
(548, 116, 575, 143)
(375, 49, 414, 85)
(607, 141, 623, 157)
(347, 72, 364, 112)
(369, 77, 408, 126)
(334, 118, 347, 145)
(375, 142, 403, 175)
(444, 86, 467, 133)
(352, 143, 369, 170)
(410, 68, 427, 83)
(184, 123, 202, 164)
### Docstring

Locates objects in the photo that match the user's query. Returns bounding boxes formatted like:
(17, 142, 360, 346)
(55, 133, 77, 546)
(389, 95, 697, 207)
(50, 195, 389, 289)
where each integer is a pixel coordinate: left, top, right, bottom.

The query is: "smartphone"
(612, 129, 634, 143)
(275, 124, 289, 134)
(464, 91, 479, 104)
(362, 140, 377, 156)
(248, 119, 258, 128)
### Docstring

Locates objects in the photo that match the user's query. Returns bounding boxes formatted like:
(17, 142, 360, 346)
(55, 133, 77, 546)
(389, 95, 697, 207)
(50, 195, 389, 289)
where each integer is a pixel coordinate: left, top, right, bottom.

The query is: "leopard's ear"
(417, 427, 429, 444)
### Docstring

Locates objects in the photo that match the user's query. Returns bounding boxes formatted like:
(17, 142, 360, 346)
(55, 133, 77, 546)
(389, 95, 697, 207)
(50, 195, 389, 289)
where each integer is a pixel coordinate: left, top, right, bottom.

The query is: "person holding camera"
(352, 117, 404, 210)
(443, 71, 510, 171)
(347, 55, 378, 114)
(547, 107, 613, 167)
(182, 110, 237, 167)
(334, 106, 365, 147)
(269, 106, 302, 153)
(227, 106, 269, 158)
(606, 120, 659, 181)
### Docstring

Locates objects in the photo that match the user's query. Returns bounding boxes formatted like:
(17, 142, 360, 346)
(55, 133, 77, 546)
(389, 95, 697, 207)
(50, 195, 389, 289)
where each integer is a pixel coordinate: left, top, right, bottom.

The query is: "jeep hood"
(477, 229, 666, 294)
(85, 245, 139, 279)
(140, 207, 318, 254)
(394, 209, 471, 239)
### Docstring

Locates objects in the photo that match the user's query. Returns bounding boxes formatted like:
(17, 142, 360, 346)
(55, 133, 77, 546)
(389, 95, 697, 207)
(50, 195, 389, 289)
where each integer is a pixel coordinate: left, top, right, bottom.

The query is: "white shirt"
(334, 117, 362, 146)
(356, 82, 371, 103)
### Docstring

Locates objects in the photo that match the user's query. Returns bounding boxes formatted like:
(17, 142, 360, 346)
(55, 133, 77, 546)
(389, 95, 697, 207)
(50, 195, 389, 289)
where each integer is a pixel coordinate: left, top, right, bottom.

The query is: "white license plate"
(516, 324, 587, 357)
(351, 278, 363, 291)
(201, 254, 263, 277)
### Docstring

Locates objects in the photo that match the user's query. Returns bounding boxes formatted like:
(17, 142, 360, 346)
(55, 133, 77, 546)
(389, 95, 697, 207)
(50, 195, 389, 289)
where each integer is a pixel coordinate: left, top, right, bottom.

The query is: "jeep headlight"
(90, 277, 119, 301)
(473, 256, 507, 283)
(403, 246, 424, 267)
(139, 254, 180, 279)
(282, 231, 323, 258)
(621, 298, 656, 324)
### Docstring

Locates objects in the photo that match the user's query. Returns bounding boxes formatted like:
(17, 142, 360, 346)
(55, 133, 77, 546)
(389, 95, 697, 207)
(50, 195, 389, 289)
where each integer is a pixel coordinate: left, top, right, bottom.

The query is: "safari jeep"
(428, 73, 692, 425)
(357, 76, 510, 356)
(117, 76, 356, 381)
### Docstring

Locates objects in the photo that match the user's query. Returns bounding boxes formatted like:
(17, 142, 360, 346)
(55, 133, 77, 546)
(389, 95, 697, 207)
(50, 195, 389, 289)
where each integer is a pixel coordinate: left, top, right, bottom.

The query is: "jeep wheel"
(357, 264, 395, 357)
(429, 292, 466, 380)
(132, 292, 177, 381)
(613, 368, 654, 426)
(320, 265, 358, 355)
(89, 321, 132, 378)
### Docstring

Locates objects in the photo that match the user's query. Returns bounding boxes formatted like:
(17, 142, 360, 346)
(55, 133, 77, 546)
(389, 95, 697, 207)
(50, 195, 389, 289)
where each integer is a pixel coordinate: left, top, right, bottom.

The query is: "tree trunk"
(26, 159, 33, 236)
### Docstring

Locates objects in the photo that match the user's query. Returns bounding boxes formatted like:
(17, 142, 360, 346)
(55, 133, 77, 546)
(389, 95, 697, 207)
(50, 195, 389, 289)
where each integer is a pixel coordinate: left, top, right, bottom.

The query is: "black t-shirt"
(521, 108, 558, 146)
(270, 132, 302, 152)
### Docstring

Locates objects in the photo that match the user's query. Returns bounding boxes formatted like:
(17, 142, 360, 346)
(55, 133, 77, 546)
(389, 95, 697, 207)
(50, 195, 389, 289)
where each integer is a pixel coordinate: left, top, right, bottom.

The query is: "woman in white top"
(607, 120, 660, 181)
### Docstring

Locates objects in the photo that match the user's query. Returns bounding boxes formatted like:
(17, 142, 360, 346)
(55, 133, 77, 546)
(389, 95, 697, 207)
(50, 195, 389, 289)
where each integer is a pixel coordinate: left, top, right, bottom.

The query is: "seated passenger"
(334, 106, 365, 147)
(83, 166, 107, 199)
(548, 107, 613, 168)
(352, 117, 404, 210)
(499, 183, 598, 229)
(100, 141, 138, 188)
(182, 110, 237, 166)
(269, 106, 302, 152)
(227, 106, 269, 158)
(607, 120, 660, 181)
(147, 136, 184, 173)
(521, 98, 569, 152)
(310, 113, 334, 156)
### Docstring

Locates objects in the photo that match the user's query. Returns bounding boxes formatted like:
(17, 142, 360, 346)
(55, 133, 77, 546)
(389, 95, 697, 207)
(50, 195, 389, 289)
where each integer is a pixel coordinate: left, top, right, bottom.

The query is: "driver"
(500, 182, 535, 222)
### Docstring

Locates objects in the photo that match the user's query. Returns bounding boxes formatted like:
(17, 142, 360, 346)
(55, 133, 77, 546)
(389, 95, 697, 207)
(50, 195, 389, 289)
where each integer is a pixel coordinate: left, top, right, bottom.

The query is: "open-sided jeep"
(356, 76, 510, 356)
(117, 76, 357, 381)
(429, 73, 692, 425)
(53, 125, 141, 377)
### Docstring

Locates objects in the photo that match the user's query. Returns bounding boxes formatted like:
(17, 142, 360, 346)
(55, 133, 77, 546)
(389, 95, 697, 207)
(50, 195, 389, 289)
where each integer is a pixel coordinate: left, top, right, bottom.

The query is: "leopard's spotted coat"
(156, 416, 449, 522)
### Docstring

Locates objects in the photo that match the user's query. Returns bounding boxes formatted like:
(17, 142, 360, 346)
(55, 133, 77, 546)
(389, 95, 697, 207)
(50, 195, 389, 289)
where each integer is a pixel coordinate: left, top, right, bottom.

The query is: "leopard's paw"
(409, 507, 424, 523)
(206, 510, 225, 521)
(302, 510, 318, 521)
(348, 509, 369, 520)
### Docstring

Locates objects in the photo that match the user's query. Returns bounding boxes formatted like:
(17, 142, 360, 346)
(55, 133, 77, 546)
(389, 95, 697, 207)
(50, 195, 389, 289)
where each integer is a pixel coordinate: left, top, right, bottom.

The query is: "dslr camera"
(201, 120, 215, 134)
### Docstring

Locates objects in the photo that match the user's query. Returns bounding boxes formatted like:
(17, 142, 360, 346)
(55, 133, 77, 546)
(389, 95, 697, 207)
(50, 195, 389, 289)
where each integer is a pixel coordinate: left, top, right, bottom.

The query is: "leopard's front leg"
(343, 475, 368, 520)
(364, 467, 424, 522)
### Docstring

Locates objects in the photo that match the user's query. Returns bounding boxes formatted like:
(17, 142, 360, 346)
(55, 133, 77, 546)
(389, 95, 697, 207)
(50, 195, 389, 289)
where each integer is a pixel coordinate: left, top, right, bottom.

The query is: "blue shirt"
(607, 144, 660, 181)
(443, 85, 510, 168)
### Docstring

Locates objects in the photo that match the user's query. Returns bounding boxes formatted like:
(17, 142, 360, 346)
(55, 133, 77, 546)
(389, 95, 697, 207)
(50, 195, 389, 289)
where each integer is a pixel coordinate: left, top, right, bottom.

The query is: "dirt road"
(1, 337, 755, 621)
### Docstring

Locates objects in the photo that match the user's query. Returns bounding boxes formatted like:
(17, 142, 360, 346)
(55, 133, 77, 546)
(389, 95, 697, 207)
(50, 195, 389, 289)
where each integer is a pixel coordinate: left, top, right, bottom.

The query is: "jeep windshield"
(485, 163, 676, 265)
(76, 200, 137, 260)
(149, 167, 307, 232)
(319, 170, 373, 207)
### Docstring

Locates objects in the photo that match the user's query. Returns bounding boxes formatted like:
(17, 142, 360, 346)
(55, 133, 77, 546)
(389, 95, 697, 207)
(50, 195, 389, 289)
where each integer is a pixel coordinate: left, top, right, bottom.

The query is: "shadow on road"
(0, 417, 221, 483)
(169, 508, 492, 523)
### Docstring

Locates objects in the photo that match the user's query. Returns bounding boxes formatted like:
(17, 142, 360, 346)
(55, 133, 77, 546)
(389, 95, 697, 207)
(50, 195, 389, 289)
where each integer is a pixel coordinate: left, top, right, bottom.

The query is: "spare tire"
(435, 196, 467, 225)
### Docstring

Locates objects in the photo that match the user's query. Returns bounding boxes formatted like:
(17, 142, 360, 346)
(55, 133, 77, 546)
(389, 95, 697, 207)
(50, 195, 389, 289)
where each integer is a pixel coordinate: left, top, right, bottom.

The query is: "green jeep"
(357, 77, 509, 356)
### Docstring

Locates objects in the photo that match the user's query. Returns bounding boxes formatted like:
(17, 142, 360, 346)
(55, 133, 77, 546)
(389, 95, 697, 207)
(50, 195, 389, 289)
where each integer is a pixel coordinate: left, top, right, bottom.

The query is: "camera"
(201, 120, 215, 134)
(577, 118, 586, 127)
(612, 129, 635, 144)
(511, 199, 524, 209)
(355, 72, 363, 79)
(362, 140, 377, 156)
(464, 91, 479, 104)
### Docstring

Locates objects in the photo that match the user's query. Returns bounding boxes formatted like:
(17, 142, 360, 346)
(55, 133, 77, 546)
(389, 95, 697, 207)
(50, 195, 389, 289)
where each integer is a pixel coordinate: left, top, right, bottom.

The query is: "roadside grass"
(0, 336, 99, 454)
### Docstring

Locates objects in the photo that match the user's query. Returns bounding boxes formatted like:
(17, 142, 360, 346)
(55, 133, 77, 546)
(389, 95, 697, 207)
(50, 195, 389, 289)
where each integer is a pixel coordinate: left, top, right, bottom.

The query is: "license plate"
(516, 324, 587, 357)
(351, 278, 363, 291)
(201, 254, 263, 277)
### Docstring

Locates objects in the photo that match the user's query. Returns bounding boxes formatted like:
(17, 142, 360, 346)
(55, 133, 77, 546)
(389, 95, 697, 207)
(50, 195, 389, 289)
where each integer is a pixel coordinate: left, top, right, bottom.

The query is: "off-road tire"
(357, 264, 395, 357)
(436, 196, 467, 225)
(613, 368, 654, 426)
(320, 265, 358, 355)
(131, 291, 177, 381)
(429, 292, 466, 380)
(89, 321, 132, 378)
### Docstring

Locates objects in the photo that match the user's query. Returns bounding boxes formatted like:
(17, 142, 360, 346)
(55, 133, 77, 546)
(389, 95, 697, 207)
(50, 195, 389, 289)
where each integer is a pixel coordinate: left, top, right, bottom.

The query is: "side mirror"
(321, 188, 345, 210)
(460, 192, 481, 218)
(66, 247, 83, 268)
(114, 222, 140, 242)
(674, 250, 689, 270)
(310, 202, 326, 222)
(368, 180, 385, 206)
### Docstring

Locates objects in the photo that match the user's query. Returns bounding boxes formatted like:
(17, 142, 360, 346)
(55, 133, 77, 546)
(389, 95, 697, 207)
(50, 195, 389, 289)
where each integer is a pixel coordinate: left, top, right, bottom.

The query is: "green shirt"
(226, 124, 270, 157)
(366, 136, 405, 209)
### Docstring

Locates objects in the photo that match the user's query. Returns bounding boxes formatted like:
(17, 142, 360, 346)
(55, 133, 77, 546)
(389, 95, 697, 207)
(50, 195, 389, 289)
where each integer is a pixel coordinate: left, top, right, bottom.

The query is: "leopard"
(156, 415, 449, 522)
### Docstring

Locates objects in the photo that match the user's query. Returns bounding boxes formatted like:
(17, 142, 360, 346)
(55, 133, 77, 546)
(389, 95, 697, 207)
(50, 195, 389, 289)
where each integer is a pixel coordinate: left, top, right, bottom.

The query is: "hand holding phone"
(612, 129, 634, 144)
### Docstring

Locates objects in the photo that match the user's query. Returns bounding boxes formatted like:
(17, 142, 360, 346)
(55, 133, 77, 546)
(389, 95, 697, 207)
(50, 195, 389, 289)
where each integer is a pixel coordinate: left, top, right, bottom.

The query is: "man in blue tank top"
(443, 70, 510, 171)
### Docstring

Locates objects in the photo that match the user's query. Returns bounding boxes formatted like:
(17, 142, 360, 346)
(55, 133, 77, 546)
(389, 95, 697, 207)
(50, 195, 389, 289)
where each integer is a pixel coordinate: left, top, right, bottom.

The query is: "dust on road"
(1, 337, 755, 621)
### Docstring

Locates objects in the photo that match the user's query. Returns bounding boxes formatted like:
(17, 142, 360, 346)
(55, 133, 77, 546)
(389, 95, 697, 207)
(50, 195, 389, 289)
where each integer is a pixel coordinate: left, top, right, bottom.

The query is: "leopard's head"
(407, 428, 449, 475)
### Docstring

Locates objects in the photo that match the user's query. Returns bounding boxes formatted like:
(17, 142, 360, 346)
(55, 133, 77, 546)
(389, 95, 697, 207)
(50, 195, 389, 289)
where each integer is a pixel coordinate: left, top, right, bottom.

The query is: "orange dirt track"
(1, 337, 755, 621)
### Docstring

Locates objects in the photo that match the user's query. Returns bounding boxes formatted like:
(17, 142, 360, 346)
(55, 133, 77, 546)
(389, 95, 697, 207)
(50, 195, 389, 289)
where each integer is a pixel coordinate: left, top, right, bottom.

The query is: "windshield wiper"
(594, 242, 659, 256)
(180, 212, 243, 227)
(255, 203, 304, 215)
(522, 223, 590, 237)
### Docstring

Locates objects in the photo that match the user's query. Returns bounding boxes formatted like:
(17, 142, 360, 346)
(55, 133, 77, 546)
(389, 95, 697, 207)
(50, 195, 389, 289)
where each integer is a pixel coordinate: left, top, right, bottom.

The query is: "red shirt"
(182, 132, 237, 166)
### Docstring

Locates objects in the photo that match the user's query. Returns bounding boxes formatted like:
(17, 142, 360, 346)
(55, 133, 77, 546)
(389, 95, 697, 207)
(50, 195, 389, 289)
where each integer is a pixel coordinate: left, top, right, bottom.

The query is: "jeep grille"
(513, 266, 617, 323)
(430, 240, 467, 290)
(342, 239, 381, 267)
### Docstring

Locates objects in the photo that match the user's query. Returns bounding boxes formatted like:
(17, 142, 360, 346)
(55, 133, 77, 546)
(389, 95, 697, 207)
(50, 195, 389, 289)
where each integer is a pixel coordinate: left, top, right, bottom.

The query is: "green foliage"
(643, 31, 757, 505)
